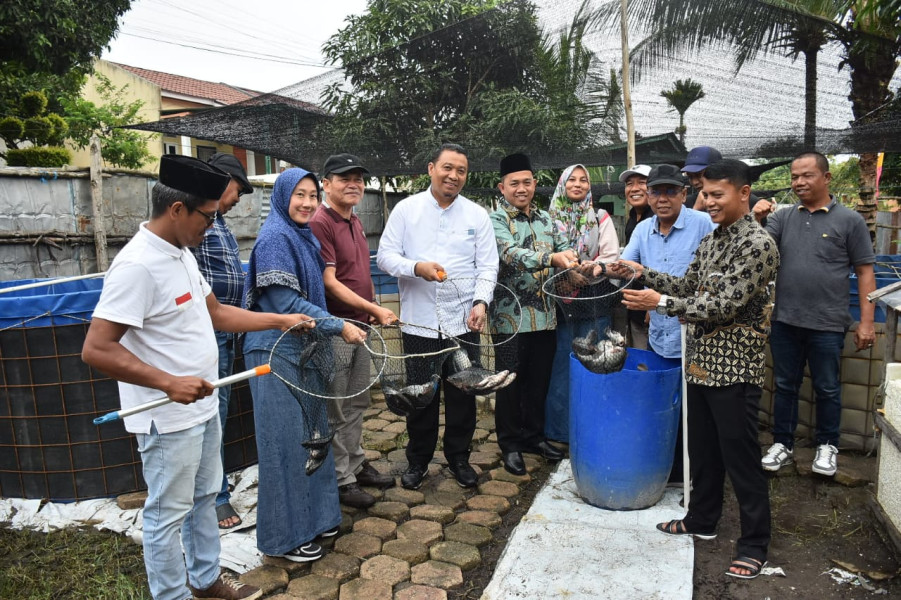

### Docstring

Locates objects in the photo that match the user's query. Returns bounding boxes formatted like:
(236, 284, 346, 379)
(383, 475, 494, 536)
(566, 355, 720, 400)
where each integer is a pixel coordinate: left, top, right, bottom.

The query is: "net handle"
(93, 365, 271, 425)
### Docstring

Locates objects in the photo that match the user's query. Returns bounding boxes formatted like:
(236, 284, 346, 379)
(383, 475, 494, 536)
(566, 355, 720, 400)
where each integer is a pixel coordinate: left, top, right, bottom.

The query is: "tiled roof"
(113, 63, 259, 105)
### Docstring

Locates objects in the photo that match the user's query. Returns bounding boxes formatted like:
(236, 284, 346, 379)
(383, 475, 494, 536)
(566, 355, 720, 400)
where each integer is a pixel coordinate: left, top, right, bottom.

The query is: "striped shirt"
(191, 214, 243, 308)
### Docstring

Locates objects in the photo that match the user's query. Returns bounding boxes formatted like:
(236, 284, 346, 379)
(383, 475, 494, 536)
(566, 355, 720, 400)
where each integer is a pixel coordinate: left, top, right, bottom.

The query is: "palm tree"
(660, 79, 705, 145)
(596, 0, 900, 185)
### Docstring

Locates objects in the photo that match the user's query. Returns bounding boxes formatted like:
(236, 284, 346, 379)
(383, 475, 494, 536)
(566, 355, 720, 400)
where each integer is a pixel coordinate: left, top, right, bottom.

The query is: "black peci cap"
(499, 153, 533, 177)
(159, 155, 230, 200)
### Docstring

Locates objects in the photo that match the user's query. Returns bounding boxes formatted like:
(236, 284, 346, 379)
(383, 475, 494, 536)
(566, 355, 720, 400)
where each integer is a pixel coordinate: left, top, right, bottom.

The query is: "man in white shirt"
(377, 143, 499, 490)
(82, 155, 311, 600)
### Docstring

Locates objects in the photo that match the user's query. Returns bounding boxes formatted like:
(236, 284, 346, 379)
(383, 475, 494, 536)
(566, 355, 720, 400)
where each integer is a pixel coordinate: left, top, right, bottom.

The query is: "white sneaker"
(812, 444, 838, 476)
(761, 443, 794, 471)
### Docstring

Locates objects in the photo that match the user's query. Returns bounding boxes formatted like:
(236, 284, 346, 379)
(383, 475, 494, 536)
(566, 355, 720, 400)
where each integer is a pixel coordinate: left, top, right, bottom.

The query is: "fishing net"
(436, 277, 522, 394)
(542, 261, 635, 374)
(268, 317, 385, 475)
(369, 322, 460, 417)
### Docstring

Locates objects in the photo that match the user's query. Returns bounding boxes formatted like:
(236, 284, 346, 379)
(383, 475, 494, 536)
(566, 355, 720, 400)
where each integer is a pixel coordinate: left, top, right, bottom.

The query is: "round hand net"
(542, 262, 636, 374)
(268, 317, 386, 474)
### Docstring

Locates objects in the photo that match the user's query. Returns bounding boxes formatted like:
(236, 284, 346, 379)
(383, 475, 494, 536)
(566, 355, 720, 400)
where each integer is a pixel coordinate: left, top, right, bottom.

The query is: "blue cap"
(682, 146, 723, 173)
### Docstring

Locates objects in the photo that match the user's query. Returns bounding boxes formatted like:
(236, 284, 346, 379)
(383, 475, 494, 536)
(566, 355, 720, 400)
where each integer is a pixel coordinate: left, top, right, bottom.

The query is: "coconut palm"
(660, 79, 705, 144)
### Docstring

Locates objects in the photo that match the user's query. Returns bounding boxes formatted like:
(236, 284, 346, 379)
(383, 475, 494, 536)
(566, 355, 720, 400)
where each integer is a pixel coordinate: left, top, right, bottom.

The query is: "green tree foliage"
(660, 79, 705, 144)
(320, 0, 623, 172)
(598, 0, 900, 186)
(0, 0, 131, 76)
(60, 74, 154, 170)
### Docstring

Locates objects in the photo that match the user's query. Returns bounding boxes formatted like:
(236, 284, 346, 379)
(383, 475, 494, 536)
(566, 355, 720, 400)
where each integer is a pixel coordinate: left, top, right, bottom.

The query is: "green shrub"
(0, 116, 25, 142)
(44, 113, 69, 145)
(20, 90, 48, 118)
(6, 146, 71, 167)
(23, 116, 53, 141)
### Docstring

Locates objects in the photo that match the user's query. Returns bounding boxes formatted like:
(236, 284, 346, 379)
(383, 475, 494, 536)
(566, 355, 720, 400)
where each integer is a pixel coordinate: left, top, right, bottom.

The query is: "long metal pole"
(0, 272, 106, 295)
(620, 0, 636, 167)
(680, 322, 690, 510)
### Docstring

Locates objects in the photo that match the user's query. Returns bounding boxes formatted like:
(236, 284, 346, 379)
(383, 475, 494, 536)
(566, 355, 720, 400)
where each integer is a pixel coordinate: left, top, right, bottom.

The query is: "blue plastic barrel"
(569, 349, 681, 510)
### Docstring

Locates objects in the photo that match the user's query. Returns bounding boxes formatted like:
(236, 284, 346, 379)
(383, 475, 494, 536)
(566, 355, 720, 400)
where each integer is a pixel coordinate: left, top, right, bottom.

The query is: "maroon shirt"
(310, 205, 373, 322)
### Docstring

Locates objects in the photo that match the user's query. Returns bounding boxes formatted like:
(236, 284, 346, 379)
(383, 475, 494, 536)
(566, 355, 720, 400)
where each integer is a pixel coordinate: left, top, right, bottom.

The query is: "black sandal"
(725, 556, 766, 580)
(216, 502, 242, 530)
(655, 519, 716, 540)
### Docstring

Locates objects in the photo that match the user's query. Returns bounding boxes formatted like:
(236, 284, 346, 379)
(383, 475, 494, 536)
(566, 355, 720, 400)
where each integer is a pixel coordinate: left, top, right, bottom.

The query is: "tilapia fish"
(447, 367, 517, 393)
(383, 374, 441, 413)
(303, 430, 333, 475)
(572, 328, 627, 374)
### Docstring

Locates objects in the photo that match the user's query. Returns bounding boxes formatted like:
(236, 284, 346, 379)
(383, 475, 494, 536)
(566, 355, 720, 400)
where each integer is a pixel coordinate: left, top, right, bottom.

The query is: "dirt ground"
(450, 439, 901, 600)
(3, 438, 900, 599)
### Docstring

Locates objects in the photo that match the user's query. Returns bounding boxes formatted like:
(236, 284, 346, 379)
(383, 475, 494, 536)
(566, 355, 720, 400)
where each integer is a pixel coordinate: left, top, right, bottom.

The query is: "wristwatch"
(656, 295, 669, 315)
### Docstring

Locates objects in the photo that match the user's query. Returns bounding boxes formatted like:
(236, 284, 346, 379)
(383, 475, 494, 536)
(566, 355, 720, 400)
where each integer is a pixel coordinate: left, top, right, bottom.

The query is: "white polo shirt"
(377, 188, 499, 337)
(93, 223, 219, 434)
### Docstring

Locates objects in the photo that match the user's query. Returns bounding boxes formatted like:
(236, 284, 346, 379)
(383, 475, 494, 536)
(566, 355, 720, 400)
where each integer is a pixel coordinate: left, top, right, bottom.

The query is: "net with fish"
(542, 262, 635, 374)
(267, 316, 386, 474)
(368, 322, 461, 417)
(436, 277, 522, 394)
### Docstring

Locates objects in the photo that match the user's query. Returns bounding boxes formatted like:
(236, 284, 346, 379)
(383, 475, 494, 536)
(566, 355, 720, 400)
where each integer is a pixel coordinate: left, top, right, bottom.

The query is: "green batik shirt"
(490, 198, 571, 333)
(643, 213, 780, 387)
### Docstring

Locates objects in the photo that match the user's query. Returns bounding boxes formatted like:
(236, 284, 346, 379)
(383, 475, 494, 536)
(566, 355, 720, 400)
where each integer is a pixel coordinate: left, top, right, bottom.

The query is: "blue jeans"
(136, 417, 222, 600)
(215, 331, 235, 506)
(770, 321, 845, 449)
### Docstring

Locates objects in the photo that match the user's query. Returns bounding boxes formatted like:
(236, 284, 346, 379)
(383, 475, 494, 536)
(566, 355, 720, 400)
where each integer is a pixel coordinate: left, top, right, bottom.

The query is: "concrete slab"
(481, 460, 693, 600)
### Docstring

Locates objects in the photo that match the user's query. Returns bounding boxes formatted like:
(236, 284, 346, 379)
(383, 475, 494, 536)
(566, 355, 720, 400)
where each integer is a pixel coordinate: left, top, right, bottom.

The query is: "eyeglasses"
(195, 207, 218, 226)
(649, 187, 683, 197)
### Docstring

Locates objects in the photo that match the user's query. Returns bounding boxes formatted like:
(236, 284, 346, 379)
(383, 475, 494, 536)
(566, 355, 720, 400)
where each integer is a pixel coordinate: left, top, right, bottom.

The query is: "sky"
(103, 0, 369, 93)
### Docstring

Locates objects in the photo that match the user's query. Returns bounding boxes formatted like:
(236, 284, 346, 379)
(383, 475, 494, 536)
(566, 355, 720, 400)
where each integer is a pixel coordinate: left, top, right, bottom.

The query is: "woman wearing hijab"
(545, 164, 620, 443)
(243, 168, 365, 563)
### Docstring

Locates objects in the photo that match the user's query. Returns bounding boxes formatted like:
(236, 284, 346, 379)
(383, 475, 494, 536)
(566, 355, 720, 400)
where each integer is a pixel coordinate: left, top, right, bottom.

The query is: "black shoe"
(338, 482, 375, 508)
(525, 441, 564, 462)
(501, 451, 526, 476)
(448, 460, 478, 488)
(356, 460, 396, 489)
(401, 463, 428, 490)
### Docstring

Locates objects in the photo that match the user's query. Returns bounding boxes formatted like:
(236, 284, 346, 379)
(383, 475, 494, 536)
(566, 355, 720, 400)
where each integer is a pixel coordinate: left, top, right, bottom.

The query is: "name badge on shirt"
(175, 291, 194, 312)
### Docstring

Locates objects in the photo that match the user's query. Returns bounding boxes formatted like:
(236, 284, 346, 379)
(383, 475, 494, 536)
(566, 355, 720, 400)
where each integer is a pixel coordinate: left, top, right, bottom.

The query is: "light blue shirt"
(621, 207, 715, 358)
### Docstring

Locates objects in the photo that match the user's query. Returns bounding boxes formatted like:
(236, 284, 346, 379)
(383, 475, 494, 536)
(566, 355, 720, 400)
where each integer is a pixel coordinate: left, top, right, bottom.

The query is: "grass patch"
(0, 526, 149, 600)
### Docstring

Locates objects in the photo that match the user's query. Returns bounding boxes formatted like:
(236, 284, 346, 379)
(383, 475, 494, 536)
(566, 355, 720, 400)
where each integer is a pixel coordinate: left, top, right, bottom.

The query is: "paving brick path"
(239, 391, 550, 600)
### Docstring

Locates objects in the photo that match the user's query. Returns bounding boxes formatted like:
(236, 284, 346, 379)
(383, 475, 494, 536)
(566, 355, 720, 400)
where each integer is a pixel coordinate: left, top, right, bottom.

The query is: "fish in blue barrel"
(572, 328, 627, 374)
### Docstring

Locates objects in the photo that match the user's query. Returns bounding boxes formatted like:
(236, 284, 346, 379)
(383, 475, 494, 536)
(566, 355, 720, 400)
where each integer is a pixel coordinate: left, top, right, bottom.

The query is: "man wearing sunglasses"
(190, 152, 254, 530)
(621, 164, 714, 482)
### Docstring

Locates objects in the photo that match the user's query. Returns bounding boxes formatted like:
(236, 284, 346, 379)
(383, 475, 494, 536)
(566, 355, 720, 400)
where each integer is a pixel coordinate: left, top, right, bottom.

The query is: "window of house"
(163, 142, 178, 155)
(196, 145, 217, 162)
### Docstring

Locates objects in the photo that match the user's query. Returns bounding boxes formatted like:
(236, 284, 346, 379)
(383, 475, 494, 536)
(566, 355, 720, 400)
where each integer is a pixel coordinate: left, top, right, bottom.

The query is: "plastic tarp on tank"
(0, 277, 258, 501)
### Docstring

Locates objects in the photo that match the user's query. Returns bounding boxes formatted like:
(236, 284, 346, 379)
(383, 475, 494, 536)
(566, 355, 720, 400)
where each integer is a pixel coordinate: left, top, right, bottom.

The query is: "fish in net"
(435, 276, 523, 394)
(369, 322, 460, 417)
(542, 261, 636, 374)
(268, 317, 386, 474)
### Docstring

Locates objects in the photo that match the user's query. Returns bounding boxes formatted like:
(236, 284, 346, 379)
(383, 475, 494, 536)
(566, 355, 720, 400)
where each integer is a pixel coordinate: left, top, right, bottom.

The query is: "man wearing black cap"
(310, 154, 398, 508)
(682, 146, 722, 210)
(621, 164, 715, 482)
(82, 155, 313, 600)
(191, 152, 253, 530)
(490, 153, 575, 475)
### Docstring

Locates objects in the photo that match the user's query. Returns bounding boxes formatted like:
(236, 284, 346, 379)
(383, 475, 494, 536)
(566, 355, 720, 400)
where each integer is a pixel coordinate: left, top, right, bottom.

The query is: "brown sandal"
(655, 519, 716, 540)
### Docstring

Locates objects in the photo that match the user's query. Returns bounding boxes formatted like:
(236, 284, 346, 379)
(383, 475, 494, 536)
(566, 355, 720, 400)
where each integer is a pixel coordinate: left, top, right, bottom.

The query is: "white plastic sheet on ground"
(0, 466, 265, 573)
(482, 460, 694, 600)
